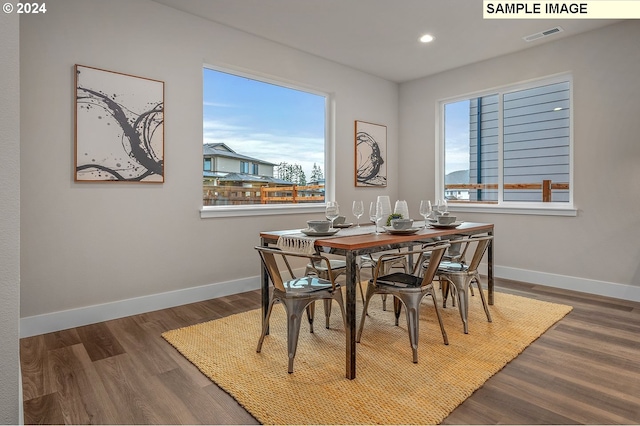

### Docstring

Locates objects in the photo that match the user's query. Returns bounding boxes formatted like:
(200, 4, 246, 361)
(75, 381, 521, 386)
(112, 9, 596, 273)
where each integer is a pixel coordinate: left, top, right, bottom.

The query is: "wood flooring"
(20, 277, 640, 424)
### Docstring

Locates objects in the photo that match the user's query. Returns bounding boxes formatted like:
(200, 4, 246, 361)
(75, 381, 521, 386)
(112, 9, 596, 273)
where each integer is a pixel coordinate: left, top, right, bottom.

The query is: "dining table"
(259, 221, 495, 379)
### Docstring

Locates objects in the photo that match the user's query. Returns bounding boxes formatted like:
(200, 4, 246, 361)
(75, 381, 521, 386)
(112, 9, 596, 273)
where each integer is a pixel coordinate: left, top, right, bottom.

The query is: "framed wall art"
(354, 120, 387, 187)
(75, 64, 164, 182)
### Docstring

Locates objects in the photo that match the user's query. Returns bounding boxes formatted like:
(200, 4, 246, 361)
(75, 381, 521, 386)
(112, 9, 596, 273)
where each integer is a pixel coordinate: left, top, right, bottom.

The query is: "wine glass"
(419, 200, 432, 228)
(439, 199, 448, 215)
(369, 201, 382, 234)
(352, 200, 364, 227)
(436, 199, 446, 216)
(325, 201, 339, 228)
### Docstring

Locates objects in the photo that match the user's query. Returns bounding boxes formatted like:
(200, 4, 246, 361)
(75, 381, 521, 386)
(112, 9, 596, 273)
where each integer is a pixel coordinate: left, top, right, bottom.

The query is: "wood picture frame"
(75, 64, 164, 182)
(355, 120, 387, 187)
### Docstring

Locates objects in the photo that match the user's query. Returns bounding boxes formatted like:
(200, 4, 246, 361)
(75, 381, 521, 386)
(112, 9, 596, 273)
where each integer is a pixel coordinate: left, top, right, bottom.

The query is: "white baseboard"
(20, 266, 639, 338)
(494, 265, 640, 303)
(19, 276, 261, 338)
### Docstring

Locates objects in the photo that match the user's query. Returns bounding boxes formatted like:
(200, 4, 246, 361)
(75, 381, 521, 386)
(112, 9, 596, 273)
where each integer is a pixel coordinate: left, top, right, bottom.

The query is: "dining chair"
(356, 242, 451, 363)
(358, 251, 408, 310)
(436, 235, 493, 334)
(421, 236, 475, 302)
(304, 258, 347, 328)
(307, 253, 403, 308)
(255, 246, 346, 373)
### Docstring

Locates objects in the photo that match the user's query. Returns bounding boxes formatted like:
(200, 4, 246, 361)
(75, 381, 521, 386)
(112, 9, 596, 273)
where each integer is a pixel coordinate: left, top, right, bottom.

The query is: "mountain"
(445, 170, 469, 184)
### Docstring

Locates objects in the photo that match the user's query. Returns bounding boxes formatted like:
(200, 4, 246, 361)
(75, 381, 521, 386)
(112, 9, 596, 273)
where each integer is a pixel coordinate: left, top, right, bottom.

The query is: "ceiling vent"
(523, 26, 564, 42)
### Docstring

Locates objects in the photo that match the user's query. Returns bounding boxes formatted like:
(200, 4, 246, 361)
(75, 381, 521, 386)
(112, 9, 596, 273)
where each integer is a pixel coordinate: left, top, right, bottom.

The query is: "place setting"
(368, 197, 422, 235)
(420, 199, 463, 229)
(298, 198, 463, 238)
(383, 217, 422, 235)
(300, 220, 340, 236)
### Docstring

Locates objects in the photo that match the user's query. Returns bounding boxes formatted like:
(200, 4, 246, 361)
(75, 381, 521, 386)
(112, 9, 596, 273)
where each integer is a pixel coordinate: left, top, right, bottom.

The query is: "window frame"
(200, 63, 334, 219)
(436, 73, 576, 217)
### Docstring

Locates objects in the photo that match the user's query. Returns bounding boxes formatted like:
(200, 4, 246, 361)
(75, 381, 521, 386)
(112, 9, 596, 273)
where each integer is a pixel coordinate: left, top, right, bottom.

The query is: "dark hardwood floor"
(20, 277, 640, 424)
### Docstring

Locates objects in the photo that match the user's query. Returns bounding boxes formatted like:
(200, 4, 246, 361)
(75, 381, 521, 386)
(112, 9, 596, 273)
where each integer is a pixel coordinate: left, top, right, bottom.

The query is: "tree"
(276, 162, 307, 185)
(310, 163, 324, 182)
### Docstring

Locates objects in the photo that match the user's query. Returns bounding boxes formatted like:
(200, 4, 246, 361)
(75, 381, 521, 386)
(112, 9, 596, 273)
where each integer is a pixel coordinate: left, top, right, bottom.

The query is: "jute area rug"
(162, 290, 572, 425)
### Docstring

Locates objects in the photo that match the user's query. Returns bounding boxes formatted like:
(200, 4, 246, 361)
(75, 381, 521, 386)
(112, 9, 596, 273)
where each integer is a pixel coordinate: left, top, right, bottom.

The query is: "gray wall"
(19, 0, 399, 321)
(0, 10, 21, 425)
(16, 0, 640, 339)
(400, 21, 640, 297)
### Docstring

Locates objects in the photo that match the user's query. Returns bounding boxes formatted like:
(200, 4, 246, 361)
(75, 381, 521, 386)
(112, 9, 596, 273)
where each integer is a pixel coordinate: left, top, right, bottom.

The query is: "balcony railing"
(203, 184, 324, 206)
(260, 185, 324, 204)
(445, 180, 569, 203)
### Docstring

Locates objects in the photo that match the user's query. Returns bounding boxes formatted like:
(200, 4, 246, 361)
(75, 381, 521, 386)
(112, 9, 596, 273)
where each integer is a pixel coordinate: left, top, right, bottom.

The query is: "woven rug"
(162, 290, 572, 425)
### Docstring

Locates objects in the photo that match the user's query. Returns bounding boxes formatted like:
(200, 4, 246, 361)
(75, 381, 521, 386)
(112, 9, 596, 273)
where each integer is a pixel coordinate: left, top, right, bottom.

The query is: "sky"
(203, 68, 326, 179)
(204, 67, 471, 180)
(444, 99, 471, 175)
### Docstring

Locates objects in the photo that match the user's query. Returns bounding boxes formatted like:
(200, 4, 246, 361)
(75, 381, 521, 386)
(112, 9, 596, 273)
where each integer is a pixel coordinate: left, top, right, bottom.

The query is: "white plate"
(300, 228, 340, 236)
(333, 223, 354, 228)
(429, 221, 463, 229)
(383, 226, 421, 235)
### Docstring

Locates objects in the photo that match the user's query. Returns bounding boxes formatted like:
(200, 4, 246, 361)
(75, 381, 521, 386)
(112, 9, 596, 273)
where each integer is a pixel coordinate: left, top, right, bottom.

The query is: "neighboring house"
(203, 143, 288, 185)
(202, 143, 296, 205)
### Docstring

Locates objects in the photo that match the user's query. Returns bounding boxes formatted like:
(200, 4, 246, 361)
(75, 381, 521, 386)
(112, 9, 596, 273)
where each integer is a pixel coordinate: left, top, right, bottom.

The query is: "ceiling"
(152, 0, 620, 83)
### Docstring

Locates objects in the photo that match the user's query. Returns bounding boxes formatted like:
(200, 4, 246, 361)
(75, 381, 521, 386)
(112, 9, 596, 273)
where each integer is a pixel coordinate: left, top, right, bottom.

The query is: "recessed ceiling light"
(553, 107, 563, 111)
(419, 34, 435, 43)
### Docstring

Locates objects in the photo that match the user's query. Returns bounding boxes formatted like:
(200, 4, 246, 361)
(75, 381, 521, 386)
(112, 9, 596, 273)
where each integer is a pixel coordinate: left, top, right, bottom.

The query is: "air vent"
(523, 26, 564, 42)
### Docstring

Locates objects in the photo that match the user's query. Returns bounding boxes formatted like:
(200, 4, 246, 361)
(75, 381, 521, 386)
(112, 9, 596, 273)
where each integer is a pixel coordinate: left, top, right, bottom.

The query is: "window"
(201, 66, 330, 217)
(440, 75, 574, 214)
(204, 158, 212, 171)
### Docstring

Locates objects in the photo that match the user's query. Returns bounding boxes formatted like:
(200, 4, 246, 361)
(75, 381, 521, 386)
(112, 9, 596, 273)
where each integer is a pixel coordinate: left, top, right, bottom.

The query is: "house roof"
(203, 143, 276, 166)
(204, 171, 292, 185)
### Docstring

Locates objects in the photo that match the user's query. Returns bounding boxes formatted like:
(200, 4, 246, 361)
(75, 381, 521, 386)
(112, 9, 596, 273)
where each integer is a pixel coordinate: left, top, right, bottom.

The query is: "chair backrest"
(419, 243, 450, 287)
(445, 235, 470, 262)
(453, 235, 493, 272)
(255, 246, 336, 292)
(256, 247, 287, 292)
(374, 243, 450, 286)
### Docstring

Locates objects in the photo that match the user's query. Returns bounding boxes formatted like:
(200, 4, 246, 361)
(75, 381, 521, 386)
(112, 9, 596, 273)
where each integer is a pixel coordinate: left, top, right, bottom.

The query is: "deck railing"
(203, 184, 324, 206)
(445, 180, 569, 202)
(260, 185, 325, 204)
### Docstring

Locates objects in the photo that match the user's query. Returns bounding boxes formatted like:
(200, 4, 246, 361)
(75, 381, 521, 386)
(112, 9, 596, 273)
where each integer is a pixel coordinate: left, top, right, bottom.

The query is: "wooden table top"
(260, 222, 494, 251)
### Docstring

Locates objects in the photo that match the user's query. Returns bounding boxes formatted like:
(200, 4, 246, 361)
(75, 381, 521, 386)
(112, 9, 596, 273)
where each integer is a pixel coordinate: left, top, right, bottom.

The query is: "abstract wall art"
(355, 120, 387, 187)
(75, 65, 164, 182)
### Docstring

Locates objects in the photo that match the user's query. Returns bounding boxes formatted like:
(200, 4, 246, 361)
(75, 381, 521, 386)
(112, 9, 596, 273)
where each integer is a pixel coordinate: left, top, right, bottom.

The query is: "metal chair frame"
(358, 251, 408, 310)
(436, 235, 493, 334)
(255, 246, 346, 373)
(304, 258, 347, 328)
(420, 236, 474, 301)
(356, 242, 451, 363)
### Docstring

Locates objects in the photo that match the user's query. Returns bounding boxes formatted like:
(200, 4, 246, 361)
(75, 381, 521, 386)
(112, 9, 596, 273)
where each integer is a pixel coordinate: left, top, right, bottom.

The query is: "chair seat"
(307, 259, 347, 270)
(284, 277, 336, 293)
(437, 261, 468, 272)
(372, 272, 422, 288)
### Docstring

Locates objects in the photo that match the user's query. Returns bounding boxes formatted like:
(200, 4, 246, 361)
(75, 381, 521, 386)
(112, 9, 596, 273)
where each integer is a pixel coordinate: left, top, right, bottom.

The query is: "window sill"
(447, 203, 578, 217)
(200, 203, 327, 218)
